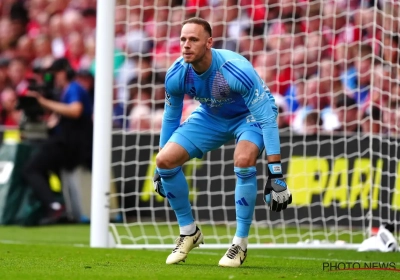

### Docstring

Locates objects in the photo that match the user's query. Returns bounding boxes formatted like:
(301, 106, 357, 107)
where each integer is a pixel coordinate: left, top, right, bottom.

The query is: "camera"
(16, 58, 75, 141)
(16, 67, 56, 122)
(16, 67, 57, 141)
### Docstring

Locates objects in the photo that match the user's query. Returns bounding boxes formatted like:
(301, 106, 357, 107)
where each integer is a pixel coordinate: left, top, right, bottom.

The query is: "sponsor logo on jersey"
(194, 97, 234, 108)
(251, 89, 267, 105)
(246, 115, 256, 123)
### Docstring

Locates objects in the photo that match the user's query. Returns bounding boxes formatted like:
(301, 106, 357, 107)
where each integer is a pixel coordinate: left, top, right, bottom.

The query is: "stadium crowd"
(0, 0, 399, 135)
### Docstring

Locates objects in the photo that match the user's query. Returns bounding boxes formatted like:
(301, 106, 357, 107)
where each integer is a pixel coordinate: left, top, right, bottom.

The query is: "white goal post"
(90, 0, 115, 248)
(90, 0, 400, 249)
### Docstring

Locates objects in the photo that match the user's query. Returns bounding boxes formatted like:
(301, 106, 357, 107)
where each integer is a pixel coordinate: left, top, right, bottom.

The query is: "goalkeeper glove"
(153, 170, 166, 198)
(263, 161, 292, 212)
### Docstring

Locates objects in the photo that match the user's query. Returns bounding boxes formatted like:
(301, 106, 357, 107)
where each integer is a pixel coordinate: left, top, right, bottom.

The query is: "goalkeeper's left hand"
(153, 169, 166, 198)
(263, 162, 292, 212)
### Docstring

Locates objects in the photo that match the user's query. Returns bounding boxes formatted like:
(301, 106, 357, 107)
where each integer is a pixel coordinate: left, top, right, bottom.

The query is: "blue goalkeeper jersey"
(161, 48, 280, 155)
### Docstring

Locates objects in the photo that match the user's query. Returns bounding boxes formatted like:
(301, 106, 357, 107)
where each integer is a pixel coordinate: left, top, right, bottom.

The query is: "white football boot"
(218, 244, 247, 267)
(166, 227, 204, 264)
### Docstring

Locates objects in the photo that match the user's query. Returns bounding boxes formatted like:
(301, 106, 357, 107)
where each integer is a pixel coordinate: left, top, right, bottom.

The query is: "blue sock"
(234, 166, 257, 238)
(157, 166, 194, 227)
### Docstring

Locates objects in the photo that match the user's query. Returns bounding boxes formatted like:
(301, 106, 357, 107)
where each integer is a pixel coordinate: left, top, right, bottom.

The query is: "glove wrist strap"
(268, 161, 283, 178)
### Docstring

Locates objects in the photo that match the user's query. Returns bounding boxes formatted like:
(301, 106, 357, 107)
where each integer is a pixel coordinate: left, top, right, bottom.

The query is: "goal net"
(94, 0, 400, 249)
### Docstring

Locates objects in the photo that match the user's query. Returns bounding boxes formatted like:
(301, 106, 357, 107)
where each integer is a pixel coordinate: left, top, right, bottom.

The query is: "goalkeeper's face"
(180, 23, 212, 64)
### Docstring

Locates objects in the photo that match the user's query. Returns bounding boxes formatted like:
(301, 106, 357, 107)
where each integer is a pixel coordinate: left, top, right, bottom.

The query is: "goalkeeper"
(154, 17, 292, 267)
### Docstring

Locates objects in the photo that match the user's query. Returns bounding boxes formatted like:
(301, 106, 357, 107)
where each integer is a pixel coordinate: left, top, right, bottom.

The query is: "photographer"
(22, 58, 93, 225)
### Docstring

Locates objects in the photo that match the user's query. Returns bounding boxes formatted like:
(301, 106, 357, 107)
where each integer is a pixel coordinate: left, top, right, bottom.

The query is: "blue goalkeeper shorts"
(168, 107, 264, 159)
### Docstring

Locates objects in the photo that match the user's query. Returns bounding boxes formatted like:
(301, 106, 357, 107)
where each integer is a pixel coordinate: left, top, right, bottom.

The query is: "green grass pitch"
(0, 225, 400, 280)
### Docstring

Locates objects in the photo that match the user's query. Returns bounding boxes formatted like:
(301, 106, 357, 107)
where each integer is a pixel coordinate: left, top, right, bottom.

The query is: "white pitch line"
(0, 239, 88, 247)
(185, 250, 400, 265)
(251, 254, 400, 265)
(0, 240, 23, 244)
(3, 240, 400, 266)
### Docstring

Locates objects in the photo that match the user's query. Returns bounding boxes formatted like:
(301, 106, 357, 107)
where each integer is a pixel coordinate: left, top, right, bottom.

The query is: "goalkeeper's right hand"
(263, 177, 292, 212)
(153, 170, 166, 198)
(263, 162, 292, 212)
